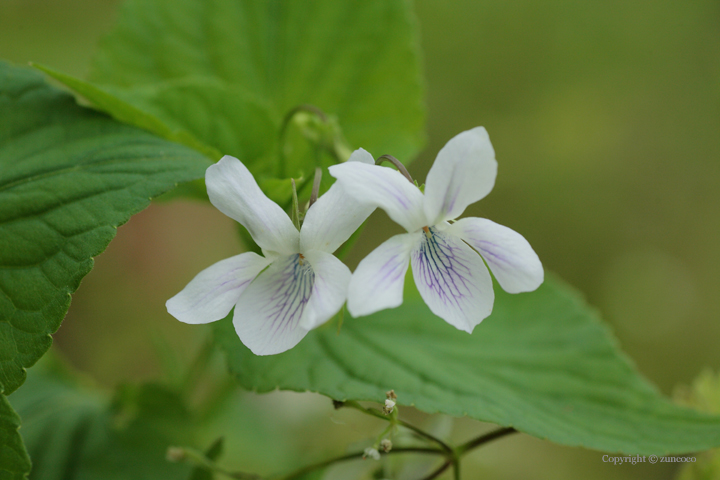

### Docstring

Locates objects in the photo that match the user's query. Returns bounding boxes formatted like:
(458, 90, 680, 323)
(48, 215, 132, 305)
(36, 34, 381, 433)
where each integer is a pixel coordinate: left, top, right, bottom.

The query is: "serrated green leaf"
(0, 61, 211, 394)
(32, 64, 222, 161)
(9, 355, 194, 480)
(88, 0, 425, 174)
(0, 395, 31, 480)
(215, 274, 720, 456)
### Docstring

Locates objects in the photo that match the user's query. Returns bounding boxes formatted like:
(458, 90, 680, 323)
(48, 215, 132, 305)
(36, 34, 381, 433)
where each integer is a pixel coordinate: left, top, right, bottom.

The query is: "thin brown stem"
(396, 418, 453, 453)
(340, 401, 453, 453)
(452, 458, 461, 480)
(420, 460, 452, 480)
(376, 154, 414, 184)
(278, 447, 443, 480)
(456, 427, 517, 456)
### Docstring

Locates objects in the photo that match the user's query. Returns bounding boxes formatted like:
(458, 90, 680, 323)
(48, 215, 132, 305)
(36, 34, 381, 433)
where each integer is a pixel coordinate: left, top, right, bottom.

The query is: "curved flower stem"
(455, 427, 517, 457)
(278, 447, 443, 480)
(340, 401, 453, 454)
(375, 154, 414, 184)
(278, 104, 328, 178)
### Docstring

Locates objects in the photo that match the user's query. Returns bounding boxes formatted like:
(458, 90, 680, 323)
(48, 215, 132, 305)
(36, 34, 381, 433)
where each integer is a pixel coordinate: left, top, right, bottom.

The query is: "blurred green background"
(1, 0, 718, 478)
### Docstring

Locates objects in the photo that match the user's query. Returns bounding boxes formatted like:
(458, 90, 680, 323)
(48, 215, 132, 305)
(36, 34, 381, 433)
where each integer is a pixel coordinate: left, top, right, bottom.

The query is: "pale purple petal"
(166, 252, 271, 324)
(411, 227, 494, 332)
(233, 254, 315, 355)
(448, 217, 543, 293)
(423, 127, 497, 225)
(206, 156, 299, 255)
(299, 250, 351, 330)
(300, 182, 375, 254)
(347, 233, 420, 317)
(329, 162, 427, 233)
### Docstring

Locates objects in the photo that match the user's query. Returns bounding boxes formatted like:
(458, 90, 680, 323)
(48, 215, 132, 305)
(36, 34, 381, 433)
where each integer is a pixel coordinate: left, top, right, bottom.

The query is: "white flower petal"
(299, 250, 351, 330)
(300, 182, 375, 254)
(299, 149, 376, 253)
(329, 162, 426, 233)
(347, 147, 376, 165)
(411, 227, 494, 333)
(206, 156, 299, 255)
(233, 254, 314, 355)
(166, 252, 271, 324)
(448, 217, 543, 293)
(347, 233, 420, 317)
(423, 127, 498, 225)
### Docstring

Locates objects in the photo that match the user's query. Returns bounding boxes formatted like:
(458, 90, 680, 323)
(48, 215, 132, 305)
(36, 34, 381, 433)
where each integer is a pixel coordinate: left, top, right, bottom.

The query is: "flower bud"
(363, 447, 381, 460)
(380, 439, 393, 452)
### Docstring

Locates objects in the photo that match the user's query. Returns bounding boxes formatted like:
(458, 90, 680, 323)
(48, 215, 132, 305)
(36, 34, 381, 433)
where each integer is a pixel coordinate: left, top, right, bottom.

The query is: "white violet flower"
(329, 127, 543, 333)
(166, 155, 373, 355)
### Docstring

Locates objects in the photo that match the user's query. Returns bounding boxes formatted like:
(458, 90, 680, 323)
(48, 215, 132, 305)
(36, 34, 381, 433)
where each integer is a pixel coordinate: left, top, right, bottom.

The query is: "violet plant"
(1, 1, 719, 479)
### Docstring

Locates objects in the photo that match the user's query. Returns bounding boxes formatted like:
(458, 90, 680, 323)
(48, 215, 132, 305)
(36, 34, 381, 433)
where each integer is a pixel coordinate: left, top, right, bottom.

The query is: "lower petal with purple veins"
(447, 217, 543, 294)
(233, 254, 315, 355)
(411, 227, 494, 333)
(347, 232, 419, 317)
(166, 252, 271, 325)
(300, 250, 352, 330)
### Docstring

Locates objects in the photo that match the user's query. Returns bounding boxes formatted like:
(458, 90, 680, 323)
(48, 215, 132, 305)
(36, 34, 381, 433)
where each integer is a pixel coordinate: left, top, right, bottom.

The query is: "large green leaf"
(8, 356, 194, 480)
(87, 0, 425, 175)
(215, 275, 720, 456)
(0, 61, 211, 395)
(0, 395, 31, 480)
(32, 64, 222, 162)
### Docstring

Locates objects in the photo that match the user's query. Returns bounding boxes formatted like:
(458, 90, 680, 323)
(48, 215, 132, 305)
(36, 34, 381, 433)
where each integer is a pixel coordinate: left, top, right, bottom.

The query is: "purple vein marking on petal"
(468, 230, 513, 267)
(444, 191, 458, 216)
(460, 225, 513, 267)
(441, 167, 460, 215)
(260, 254, 315, 344)
(413, 227, 476, 315)
(364, 171, 412, 209)
(183, 270, 255, 313)
(377, 182, 410, 209)
(477, 241, 512, 265)
(374, 249, 407, 288)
